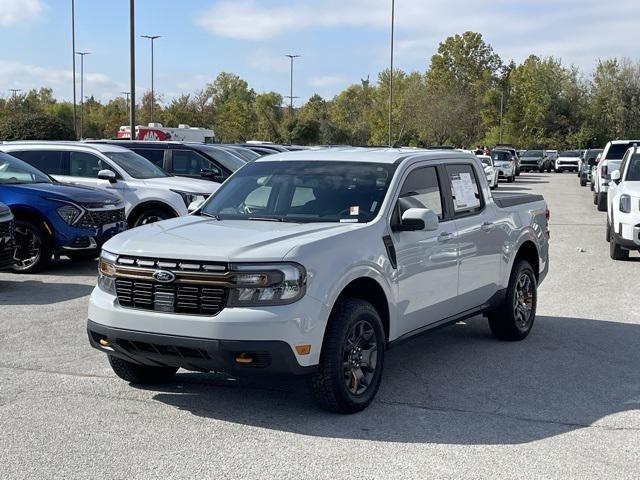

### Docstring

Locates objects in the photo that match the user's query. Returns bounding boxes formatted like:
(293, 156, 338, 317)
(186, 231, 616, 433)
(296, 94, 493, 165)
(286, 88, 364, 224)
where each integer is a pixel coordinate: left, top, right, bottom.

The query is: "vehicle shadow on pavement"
(0, 279, 94, 305)
(143, 315, 640, 445)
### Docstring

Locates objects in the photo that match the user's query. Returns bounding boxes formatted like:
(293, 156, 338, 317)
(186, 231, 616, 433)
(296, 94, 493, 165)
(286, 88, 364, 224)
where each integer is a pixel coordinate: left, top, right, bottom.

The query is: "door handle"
(481, 222, 494, 232)
(438, 232, 454, 243)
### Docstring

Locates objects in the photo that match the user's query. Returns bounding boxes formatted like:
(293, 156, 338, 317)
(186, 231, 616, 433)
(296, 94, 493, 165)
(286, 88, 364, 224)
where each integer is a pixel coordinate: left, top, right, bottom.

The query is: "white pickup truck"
(88, 149, 550, 413)
(607, 146, 640, 260)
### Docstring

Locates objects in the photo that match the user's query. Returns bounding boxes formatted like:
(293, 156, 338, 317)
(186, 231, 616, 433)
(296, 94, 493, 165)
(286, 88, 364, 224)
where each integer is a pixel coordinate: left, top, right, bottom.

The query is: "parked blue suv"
(0, 152, 127, 272)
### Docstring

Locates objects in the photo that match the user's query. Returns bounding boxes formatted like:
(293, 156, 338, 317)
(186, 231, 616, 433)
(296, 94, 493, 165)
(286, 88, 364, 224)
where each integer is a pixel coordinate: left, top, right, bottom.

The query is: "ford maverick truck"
(88, 148, 550, 413)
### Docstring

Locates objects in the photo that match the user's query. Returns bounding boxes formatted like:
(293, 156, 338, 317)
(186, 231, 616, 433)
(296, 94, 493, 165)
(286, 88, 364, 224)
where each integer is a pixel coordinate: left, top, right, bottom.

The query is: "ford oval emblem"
(153, 270, 176, 283)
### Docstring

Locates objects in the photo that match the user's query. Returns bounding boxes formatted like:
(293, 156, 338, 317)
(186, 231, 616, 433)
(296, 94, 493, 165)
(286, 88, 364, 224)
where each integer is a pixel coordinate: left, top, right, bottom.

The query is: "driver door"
(391, 164, 460, 337)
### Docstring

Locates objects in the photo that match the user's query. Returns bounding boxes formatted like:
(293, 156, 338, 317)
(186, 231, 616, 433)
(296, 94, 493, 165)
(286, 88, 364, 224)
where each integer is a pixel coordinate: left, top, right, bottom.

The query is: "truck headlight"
(228, 263, 306, 306)
(171, 190, 208, 208)
(57, 204, 83, 225)
(619, 195, 631, 213)
(97, 250, 118, 295)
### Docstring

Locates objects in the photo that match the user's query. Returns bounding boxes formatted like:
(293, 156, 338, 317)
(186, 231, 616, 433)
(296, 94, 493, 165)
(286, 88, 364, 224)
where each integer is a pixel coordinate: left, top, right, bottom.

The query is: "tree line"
(2, 31, 640, 149)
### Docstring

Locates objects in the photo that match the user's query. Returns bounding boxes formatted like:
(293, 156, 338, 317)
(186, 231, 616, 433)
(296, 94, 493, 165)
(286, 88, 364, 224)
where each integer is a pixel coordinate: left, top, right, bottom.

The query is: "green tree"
(0, 112, 74, 140)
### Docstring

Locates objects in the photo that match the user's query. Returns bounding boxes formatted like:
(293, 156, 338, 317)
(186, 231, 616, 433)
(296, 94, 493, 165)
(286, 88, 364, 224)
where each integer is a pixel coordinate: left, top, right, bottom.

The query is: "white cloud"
(0, 0, 43, 27)
(309, 75, 346, 88)
(0, 60, 121, 101)
(246, 49, 291, 73)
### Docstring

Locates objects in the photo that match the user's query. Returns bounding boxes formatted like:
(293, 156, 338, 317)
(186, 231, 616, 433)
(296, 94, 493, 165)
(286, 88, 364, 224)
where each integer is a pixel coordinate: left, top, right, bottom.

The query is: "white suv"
(1, 142, 219, 226)
(593, 140, 640, 211)
(607, 146, 640, 260)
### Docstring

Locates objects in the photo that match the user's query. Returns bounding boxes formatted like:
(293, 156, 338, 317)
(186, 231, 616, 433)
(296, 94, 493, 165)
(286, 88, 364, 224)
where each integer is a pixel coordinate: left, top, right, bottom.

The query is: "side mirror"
(98, 169, 117, 183)
(610, 170, 621, 183)
(200, 168, 226, 183)
(188, 198, 206, 213)
(394, 208, 439, 232)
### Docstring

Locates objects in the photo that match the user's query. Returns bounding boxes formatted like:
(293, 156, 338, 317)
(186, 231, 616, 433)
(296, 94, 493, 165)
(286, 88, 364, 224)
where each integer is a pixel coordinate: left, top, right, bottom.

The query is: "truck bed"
(492, 192, 544, 208)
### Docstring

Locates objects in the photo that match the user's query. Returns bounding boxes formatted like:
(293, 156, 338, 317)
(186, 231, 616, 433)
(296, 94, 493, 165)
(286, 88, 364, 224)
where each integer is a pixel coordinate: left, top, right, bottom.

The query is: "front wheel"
(488, 260, 537, 341)
(11, 220, 51, 273)
(108, 355, 178, 383)
(131, 208, 174, 228)
(310, 298, 385, 413)
(580, 177, 587, 187)
(609, 228, 629, 261)
(596, 193, 607, 212)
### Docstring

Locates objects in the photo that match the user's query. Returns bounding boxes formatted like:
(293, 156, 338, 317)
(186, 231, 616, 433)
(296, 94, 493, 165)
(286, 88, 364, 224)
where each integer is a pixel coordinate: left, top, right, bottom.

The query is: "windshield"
(492, 151, 511, 162)
(0, 152, 52, 184)
(607, 143, 637, 160)
(197, 145, 247, 172)
(201, 161, 396, 223)
(479, 156, 492, 166)
(522, 150, 543, 157)
(559, 151, 581, 157)
(103, 151, 169, 179)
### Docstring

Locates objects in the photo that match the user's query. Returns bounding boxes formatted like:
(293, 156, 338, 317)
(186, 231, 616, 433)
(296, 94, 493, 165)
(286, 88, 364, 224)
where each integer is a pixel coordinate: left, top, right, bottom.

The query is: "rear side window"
(132, 149, 165, 168)
(446, 164, 482, 215)
(69, 151, 108, 178)
(397, 166, 443, 219)
(172, 150, 218, 175)
(14, 150, 68, 175)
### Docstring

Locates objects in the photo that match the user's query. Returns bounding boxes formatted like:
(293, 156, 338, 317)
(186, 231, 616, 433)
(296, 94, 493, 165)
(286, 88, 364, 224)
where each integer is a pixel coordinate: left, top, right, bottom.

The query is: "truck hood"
(557, 156, 579, 162)
(103, 216, 357, 262)
(621, 181, 640, 196)
(4, 182, 121, 206)
(142, 176, 219, 195)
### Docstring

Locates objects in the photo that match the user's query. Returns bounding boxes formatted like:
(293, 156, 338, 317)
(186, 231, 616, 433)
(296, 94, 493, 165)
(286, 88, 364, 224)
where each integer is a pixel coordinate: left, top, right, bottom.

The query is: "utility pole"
(388, 0, 395, 147)
(9, 89, 21, 100)
(120, 91, 131, 112)
(285, 54, 301, 113)
(71, 0, 78, 139)
(141, 35, 160, 123)
(75, 51, 91, 140)
(129, 0, 136, 140)
(499, 90, 504, 144)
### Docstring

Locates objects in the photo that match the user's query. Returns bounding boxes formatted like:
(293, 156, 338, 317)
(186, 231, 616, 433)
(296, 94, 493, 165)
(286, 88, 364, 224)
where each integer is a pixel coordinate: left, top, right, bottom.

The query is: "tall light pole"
(285, 54, 301, 113)
(75, 51, 91, 139)
(141, 34, 160, 123)
(388, 0, 395, 147)
(129, 0, 136, 140)
(499, 90, 504, 144)
(71, 0, 78, 139)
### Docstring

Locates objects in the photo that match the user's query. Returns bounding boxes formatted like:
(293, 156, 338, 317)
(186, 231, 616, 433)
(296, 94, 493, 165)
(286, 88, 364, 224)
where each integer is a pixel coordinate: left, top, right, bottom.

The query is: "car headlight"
(228, 263, 306, 306)
(171, 190, 208, 208)
(56, 204, 83, 225)
(619, 195, 631, 214)
(97, 250, 118, 295)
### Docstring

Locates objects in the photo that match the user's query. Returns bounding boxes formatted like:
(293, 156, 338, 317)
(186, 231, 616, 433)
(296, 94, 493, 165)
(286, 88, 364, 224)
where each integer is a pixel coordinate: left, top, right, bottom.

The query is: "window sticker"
(349, 206, 360, 216)
(340, 218, 358, 223)
(451, 172, 477, 209)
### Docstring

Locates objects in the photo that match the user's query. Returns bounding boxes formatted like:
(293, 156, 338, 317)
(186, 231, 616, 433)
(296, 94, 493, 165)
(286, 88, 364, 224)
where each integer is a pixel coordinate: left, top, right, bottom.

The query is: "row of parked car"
(577, 139, 640, 260)
(0, 141, 301, 273)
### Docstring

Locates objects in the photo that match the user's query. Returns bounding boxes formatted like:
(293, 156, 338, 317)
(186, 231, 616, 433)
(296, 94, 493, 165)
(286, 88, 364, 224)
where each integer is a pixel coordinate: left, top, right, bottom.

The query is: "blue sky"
(1, 0, 639, 106)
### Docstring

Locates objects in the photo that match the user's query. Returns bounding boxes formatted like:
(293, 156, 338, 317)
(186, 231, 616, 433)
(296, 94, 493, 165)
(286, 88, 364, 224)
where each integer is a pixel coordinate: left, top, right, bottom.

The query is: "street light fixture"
(285, 54, 301, 113)
(141, 34, 161, 123)
(75, 51, 91, 140)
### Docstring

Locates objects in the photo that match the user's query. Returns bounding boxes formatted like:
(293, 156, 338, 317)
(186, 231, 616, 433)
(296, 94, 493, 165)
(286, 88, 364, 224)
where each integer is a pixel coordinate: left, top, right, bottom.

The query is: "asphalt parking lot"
(1, 172, 639, 479)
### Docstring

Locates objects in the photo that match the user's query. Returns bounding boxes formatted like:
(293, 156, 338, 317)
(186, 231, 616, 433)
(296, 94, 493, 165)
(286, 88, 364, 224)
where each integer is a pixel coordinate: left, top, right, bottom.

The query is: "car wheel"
(108, 355, 178, 383)
(11, 220, 51, 274)
(488, 260, 537, 341)
(596, 193, 607, 212)
(131, 208, 174, 228)
(508, 175, 515, 183)
(580, 177, 587, 187)
(310, 298, 385, 414)
(593, 193, 598, 205)
(606, 219, 611, 243)
(609, 228, 629, 261)
(590, 181, 595, 191)
(66, 252, 99, 262)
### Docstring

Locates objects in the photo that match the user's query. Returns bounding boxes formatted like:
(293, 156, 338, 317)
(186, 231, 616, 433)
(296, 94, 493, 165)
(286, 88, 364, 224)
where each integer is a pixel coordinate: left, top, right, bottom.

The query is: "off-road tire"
(108, 355, 178, 383)
(309, 298, 385, 414)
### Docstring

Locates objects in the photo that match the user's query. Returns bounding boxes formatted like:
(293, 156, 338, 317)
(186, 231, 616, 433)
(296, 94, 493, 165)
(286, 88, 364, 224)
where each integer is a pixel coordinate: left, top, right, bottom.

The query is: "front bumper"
(53, 221, 127, 253)
(88, 320, 315, 376)
(496, 165, 514, 177)
(556, 163, 578, 171)
(88, 286, 327, 368)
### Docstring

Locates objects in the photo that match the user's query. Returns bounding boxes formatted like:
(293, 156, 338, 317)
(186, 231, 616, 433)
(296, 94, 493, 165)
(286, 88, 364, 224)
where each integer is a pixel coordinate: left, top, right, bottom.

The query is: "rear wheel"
(606, 219, 611, 243)
(310, 298, 385, 413)
(596, 193, 607, 212)
(580, 177, 587, 187)
(593, 192, 598, 205)
(488, 260, 537, 341)
(108, 355, 178, 383)
(11, 220, 51, 273)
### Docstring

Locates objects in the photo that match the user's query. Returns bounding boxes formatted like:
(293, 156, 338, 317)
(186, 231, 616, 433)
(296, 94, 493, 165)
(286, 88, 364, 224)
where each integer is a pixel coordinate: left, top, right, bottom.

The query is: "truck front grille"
(115, 280, 228, 315)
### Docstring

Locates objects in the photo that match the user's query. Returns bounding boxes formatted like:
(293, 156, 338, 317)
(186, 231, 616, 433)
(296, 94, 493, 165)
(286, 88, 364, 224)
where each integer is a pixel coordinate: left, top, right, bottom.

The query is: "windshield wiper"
(198, 211, 220, 220)
(247, 217, 284, 222)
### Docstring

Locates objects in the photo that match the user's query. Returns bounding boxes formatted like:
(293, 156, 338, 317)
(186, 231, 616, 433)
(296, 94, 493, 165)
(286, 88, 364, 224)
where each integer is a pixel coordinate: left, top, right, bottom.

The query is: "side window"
(172, 150, 217, 175)
(69, 152, 107, 178)
(14, 150, 68, 175)
(132, 149, 165, 168)
(396, 166, 443, 220)
(446, 164, 482, 215)
(291, 187, 316, 207)
(245, 186, 271, 208)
